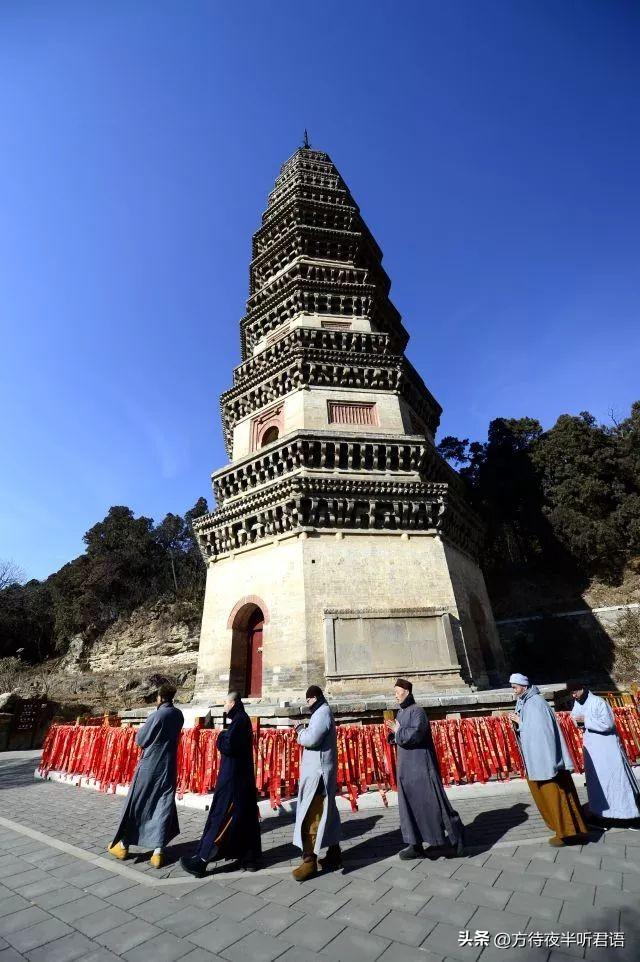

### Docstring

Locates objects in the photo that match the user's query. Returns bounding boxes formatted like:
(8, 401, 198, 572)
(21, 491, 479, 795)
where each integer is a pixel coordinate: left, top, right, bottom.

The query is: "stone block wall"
(444, 542, 507, 685)
(194, 528, 502, 703)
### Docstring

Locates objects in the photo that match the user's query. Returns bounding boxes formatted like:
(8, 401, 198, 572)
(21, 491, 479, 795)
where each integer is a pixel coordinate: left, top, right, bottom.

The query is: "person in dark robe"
(108, 682, 184, 869)
(181, 692, 261, 877)
(385, 678, 465, 859)
(509, 672, 588, 846)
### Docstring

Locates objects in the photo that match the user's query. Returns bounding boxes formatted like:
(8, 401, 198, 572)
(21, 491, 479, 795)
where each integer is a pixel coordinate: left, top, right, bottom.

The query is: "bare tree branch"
(0, 559, 26, 592)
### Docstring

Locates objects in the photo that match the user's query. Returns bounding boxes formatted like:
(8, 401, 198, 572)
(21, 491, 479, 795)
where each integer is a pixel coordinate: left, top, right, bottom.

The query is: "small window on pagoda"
(250, 403, 284, 451)
(261, 426, 280, 447)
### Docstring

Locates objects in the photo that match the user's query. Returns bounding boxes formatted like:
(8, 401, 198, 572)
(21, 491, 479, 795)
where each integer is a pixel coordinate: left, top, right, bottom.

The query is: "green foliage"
(0, 581, 54, 662)
(0, 497, 209, 661)
(438, 401, 640, 585)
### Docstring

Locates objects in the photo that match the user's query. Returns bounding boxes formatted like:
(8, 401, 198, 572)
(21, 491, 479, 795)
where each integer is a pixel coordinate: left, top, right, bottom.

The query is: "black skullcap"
(305, 685, 324, 700)
(394, 678, 413, 692)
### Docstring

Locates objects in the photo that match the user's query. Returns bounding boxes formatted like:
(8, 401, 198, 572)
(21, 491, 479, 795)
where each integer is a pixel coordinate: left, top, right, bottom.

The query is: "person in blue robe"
(108, 682, 184, 868)
(291, 685, 342, 881)
(509, 672, 588, 846)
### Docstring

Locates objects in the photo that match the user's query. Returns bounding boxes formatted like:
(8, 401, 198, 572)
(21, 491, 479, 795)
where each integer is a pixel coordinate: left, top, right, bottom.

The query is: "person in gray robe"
(108, 682, 184, 868)
(385, 678, 465, 859)
(292, 685, 342, 881)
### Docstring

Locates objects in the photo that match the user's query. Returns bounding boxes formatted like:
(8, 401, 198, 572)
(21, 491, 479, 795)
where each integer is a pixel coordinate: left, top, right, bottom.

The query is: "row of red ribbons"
(39, 708, 640, 810)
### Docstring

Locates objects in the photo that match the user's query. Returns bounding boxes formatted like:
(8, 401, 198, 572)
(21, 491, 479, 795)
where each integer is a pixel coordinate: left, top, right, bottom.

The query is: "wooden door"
(246, 610, 264, 697)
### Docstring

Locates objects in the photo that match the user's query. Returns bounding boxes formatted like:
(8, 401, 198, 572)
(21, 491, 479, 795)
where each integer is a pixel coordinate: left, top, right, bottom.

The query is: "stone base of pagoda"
(193, 527, 506, 704)
(124, 684, 568, 729)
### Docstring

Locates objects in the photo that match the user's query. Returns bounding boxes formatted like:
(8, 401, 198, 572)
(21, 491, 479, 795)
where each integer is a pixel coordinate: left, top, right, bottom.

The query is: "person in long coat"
(292, 685, 342, 881)
(567, 679, 640, 825)
(108, 682, 184, 869)
(509, 672, 588, 846)
(181, 692, 261, 877)
(385, 678, 465, 859)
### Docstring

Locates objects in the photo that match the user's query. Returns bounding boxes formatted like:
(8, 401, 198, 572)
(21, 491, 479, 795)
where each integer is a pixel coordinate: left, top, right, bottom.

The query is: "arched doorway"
(228, 600, 267, 698)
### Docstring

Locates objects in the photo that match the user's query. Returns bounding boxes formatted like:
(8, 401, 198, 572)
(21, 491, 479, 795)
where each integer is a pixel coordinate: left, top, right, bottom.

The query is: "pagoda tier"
(220, 327, 442, 456)
(197, 469, 481, 562)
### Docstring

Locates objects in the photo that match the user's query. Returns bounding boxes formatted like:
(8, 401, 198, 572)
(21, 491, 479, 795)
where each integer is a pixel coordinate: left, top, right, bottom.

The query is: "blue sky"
(1, 1, 639, 580)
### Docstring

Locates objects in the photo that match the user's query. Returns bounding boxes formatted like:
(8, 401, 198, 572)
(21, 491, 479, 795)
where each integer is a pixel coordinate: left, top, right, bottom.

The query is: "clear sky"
(1, 1, 639, 581)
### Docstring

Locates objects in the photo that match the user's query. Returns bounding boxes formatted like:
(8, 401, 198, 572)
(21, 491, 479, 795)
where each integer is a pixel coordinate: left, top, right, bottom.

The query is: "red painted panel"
(246, 610, 264, 697)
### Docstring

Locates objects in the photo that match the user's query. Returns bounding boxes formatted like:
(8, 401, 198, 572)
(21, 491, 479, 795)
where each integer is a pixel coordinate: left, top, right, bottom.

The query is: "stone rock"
(87, 601, 200, 674)
(58, 634, 87, 674)
(0, 691, 20, 712)
(177, 668, 196, 686)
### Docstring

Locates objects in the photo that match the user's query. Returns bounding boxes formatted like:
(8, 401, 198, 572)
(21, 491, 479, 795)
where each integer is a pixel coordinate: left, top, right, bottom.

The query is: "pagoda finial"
(302, 129, 310, 149)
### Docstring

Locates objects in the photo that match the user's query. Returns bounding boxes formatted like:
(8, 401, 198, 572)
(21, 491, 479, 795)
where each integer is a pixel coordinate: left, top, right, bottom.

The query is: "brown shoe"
(548, 836, 565, 847)
(292, 854, 317, 882)
(150, 852, 165, 869)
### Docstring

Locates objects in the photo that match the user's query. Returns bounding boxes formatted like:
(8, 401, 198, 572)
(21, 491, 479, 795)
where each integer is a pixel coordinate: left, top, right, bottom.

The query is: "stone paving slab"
(0, 756, 639, 961)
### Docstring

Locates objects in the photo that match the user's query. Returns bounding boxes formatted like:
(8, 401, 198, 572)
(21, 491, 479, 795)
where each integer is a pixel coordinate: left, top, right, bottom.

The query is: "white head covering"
(509, 672, 530, 686)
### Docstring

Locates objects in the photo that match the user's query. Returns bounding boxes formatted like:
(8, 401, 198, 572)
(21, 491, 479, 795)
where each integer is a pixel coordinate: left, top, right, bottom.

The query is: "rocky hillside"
(61, 600, 200, 674)
(0, 599, 201, 716)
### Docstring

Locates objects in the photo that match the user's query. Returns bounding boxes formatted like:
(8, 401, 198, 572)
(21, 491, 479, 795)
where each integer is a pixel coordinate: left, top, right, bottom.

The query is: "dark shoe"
(292, 854, 318, 881)
(242, 857, 262, 873)
(319, 844, 343, 872)
(180, 855, 208, 877)
(399, 844, 423, 860)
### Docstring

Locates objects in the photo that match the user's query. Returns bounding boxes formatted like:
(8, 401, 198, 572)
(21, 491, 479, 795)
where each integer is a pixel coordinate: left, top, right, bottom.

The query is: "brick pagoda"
(193, 142, 505, 704)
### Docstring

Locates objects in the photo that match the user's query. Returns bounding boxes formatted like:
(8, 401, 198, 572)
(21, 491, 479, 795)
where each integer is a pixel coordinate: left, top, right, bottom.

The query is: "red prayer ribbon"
(38, 707, 640, 809)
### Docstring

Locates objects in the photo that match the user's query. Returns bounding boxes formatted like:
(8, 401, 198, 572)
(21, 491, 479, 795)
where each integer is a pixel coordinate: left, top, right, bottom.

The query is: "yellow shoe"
(150, 852, 165, 869)
(107, 843, 128, 860)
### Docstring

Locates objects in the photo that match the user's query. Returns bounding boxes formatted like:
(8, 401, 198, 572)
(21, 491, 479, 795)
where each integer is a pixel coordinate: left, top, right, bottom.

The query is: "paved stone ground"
(0, 754, 639, 962)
